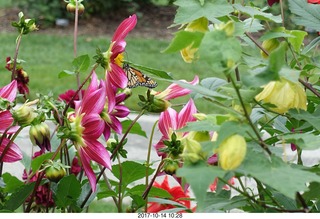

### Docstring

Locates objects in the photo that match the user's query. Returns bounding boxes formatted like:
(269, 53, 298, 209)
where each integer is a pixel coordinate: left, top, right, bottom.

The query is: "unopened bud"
(29, 122, 51, 152)
(260, 38, 280, 59)
(163, 158, 180, 175)
(12, 99, 38, 126)
(148, 98, 170, 113)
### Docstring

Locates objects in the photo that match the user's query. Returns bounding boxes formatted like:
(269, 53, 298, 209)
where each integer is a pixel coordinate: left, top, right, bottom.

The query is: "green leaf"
(289, 0, 320, 31)
(280, 133, 320, 150)
(78, 182, 99, 208)
(127, 184, 172, 198)
(148, 197, 190, 209)
(5, 182, 35, 211)
(179, 120, 219, 132)
(127, 62, 173, 80)
(112, 161, 155, 189)
(287, 30, 308, 53)
(58, 70, 75, 78)
(233, 4, 282, 23)
(163, 31, 204, 53)
(303, 182, 320, 201)
(122, 120, 147, 138)
(238, 146, 320, 199)
(177, 162, 225, 211)
(2, 173, 24, 193)
(31, 152, 55, 173)
(199, 30, 242, 74)
(72, 54, 90, 72)
(54, 174, 81, 208)
(271, 191, 297, 210)
(302, 36, 320, 54)
(289, 108, 320, 131)
(174, 0, 233, 24)
(204, 193, 248, 212)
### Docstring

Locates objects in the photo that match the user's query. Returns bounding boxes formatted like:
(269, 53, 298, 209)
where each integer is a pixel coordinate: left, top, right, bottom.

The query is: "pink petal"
(82, 113, 105, 138)
(83, 139, 111, 170)
(164, 76, 199, 100)
(114, 105, 130, 118)
(0, 80, 17, 102)
(86, 72, 99, 94)
(111, 41, 126, 59)
(0, 138, 22, 162)
(177, 99, 197, 129)
(79, 148, 97, 192)
(159, 108, 178, 138)
(0, 111, 14, 132)
(154, 138, 167, 157)
(112, 14, 137, 42)
(107, 64, 128, 89)
(80, 87, 106, 115)
(108, 116, 122, 134)
(103, 125, 111, 141)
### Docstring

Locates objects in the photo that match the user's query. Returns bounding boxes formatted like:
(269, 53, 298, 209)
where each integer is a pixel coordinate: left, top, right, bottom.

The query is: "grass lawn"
(0, 32, 216, 113)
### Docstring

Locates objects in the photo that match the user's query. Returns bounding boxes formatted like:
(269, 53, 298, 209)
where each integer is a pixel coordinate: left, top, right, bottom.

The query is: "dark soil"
(0, 4, 178, 39)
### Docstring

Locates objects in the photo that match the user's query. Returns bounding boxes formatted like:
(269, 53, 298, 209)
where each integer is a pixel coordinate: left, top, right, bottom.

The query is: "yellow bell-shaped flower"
(217, 134, 247, 171)
(255, 78, 307, 114)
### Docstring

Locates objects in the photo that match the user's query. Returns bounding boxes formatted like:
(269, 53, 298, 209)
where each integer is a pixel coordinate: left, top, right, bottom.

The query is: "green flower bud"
(217, 134, 247, 170)
(163, 158, 180, 175)
(260, 38, 280, 59)
(148, 98, 171, 113)
(12, 99, 38, 127)
(29, 122, 51, 152)
(43, 160, 67, 183)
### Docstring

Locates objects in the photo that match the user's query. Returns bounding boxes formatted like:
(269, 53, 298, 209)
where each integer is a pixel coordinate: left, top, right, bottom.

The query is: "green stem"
(74, 0, 82, 100)
(144, 120, 158, 212)
(229, 76, 272, 155)
(142, 160, 165, 200)
(11, 33, 23, 81)
(116, 153, 123, 212)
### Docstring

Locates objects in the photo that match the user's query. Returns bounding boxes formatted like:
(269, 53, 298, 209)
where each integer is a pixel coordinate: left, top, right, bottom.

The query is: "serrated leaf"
(2, 173, 24, 193)
(303, 182, 320, 201)
(174, 0, 233, 24)
(54, 174, 81, 208)
(204, 193, 248, 212)
(289, 108, 320, 131)
(58, 70, 75, 79)
(122, 120, 147, 138)
(238, 146, 320, 199)
(233, 4, 282, 23)
(112, 161, 155, 189)
(5, 182, 35, 211)
(177, 162, 225, 211)
(289, 0, 320, 31)
(280, 133, 320, 150)
(72, 54, 90, 72)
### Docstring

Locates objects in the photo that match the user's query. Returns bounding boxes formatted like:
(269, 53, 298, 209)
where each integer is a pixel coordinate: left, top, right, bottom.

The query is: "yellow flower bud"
(217, 134, 247, 170)
(260, 38, 280, 59)
(180, 44, 199, 63)
(255, 78, 307, 114)
(185, 17, 209, 33)
(214, 21, 235, 37)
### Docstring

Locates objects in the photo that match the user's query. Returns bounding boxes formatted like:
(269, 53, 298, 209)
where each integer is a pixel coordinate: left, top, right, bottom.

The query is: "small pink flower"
(103, 15, 137, 89)
(70, 72, 111, 191)
(155, 99, 197, 158)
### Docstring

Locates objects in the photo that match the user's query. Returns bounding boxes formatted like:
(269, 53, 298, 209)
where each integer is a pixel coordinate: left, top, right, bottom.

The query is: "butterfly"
(123, 63, 158, 89)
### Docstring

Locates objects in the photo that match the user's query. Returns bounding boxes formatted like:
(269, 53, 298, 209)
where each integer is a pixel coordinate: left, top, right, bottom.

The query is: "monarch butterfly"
(123, 63, 158, 89)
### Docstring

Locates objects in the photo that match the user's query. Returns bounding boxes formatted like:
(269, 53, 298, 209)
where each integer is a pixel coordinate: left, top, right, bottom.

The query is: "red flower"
(267, 0, 280, 6)
(308, 0, 320, 3)
(147, 176, 195, 213)
(209, 177, 235, 192)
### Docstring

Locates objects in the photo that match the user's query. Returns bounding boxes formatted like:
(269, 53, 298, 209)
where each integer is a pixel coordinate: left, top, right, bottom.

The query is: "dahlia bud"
(217, 134, 247, 170)
(148, 98, 170, 113)
(163, 158, 180, 175)
(260, 38, 280, 58)
(29, 122, 51, 152)
(43, 160, 67, 183)
(12, 99, 38, 126)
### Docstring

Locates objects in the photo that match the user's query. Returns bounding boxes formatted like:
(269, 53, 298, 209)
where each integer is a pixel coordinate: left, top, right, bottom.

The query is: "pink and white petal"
(177, 99, 197, 129)
(112, 14, 137, 42)
(158, 108, 177, 138)
(80, 87, 106, 115)
(82, 114, 105, 138)
(0, 111, 14, 132)
(114, 105, 130, 118)
(107, 64, 128, 89)
(0, 80, 17, 102)
(164, 76, 199, 100)
(154, 138, 168, 157)
(0, 138, 22, 162)
(85, 72, 99, 94)
(108, 116, 122, 134)
(79, 148, 97, 192)
(106, 81, 116, 113)
(110, 41, 126, 59)
(83, 139, 111, 170)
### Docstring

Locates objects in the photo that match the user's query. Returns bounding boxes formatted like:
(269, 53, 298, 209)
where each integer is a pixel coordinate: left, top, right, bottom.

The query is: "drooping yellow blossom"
(255, 78, 307, 114)
(217, 134, 247, 171)
(260, 38, 280, 59)
(180, 17, 208, 63)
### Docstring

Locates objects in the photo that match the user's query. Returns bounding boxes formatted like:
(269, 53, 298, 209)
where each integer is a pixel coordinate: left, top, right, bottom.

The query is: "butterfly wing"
(123, 63, 158, 89)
